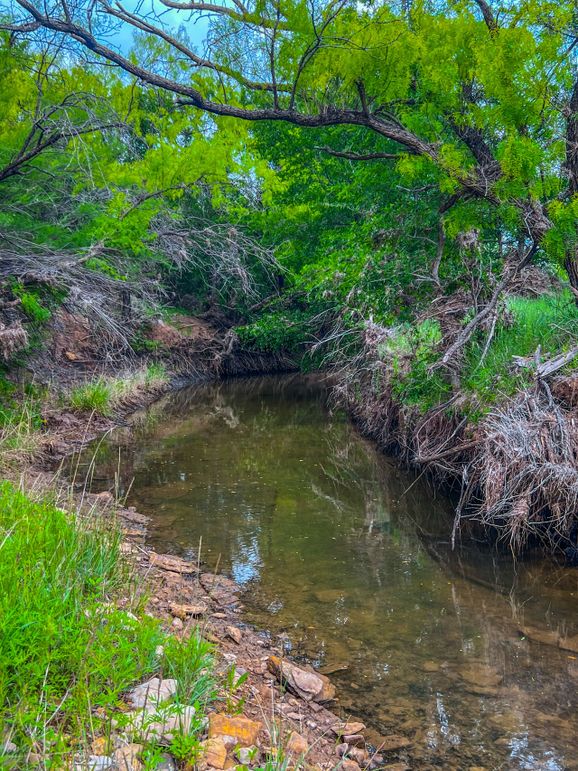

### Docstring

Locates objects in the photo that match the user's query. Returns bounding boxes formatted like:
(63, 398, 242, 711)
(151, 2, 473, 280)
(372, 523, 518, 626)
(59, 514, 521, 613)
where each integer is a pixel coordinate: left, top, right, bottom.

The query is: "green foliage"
(0, 482, 219, 763)
(0, 483, 159, 754)
(236, 309, 312, 354)
(462, 293, 578, 408)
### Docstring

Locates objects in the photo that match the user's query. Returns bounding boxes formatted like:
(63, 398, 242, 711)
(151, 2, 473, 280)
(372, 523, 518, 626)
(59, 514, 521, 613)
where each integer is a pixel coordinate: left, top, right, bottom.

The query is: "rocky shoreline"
(92, 492, 413, 771)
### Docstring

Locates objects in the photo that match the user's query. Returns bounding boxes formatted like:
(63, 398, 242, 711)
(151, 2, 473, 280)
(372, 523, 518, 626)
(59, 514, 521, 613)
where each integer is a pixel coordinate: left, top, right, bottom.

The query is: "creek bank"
(76, 491, 416, 771)
(334, 358, 578, 557)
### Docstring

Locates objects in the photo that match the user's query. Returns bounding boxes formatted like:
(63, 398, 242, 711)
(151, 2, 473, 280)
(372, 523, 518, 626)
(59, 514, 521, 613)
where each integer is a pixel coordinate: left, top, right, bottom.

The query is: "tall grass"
(0, 482, 215, 766)
(462, 292, 578, 409)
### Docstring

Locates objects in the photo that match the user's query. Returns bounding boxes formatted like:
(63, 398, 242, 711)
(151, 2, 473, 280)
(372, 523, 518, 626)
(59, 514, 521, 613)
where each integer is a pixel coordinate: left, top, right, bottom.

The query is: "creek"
(79, 374, 578, 770)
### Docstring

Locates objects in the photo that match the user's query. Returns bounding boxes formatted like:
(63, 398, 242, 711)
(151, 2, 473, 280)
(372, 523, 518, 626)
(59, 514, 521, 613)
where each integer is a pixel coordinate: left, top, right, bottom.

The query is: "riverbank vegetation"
(0, 481, 219, 768)
(2, 0, 578, 549)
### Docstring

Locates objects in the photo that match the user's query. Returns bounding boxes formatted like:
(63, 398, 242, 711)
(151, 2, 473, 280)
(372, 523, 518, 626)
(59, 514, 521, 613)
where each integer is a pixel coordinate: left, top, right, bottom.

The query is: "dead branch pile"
(0, 321, 28, 361)
(461, 390, 578, 552)
(332, 318, 578, 554)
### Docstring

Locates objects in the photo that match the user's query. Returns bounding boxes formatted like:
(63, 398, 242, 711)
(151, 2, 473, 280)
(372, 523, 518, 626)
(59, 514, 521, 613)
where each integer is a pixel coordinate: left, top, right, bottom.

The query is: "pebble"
(2, 741, 17, 753)
(171, 617, 183, 630)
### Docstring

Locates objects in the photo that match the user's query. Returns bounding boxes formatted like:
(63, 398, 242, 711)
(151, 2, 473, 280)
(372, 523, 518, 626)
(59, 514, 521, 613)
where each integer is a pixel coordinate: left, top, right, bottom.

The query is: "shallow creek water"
(80, 375, 578, 770)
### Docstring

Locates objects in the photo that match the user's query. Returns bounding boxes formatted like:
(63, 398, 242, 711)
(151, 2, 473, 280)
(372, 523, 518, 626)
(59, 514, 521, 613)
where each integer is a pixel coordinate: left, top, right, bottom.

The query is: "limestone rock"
(112, 744, 143, 771)
(343, 734, 365, 747)
(226, 626, 242, 645)
(126, 705, 197, 743)
(149, 553, 197, 574)
(200, 737, 228, 770)
(128, 678, 178, 709)
(332, 721, 366, 737)
(169, 602, 207, 619)
(267, 656, 335, 702)
(286, 731, 308, 756)
(208, 713, 262, 747)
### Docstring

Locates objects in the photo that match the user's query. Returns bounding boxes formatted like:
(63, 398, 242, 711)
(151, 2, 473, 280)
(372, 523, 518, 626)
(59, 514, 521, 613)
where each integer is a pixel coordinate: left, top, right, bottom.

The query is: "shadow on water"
(75, 374, 578, 771)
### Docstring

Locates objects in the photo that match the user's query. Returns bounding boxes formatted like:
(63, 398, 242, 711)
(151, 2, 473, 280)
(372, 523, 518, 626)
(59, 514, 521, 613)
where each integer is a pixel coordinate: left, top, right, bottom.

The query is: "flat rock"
(332, 721, 366, 737)
(200, 574, 239, 605)
(372, 735, 412, 753)
(559, 633, 578, 653)
(267, 656, 335, 702)
(169, 602, 207, 619)
(128, 677, 178, 708)
(458, 663, 502, 689)
(226, 626, 242, 645)
(208, 714, 262, 747)
(149, 553, 197, 574)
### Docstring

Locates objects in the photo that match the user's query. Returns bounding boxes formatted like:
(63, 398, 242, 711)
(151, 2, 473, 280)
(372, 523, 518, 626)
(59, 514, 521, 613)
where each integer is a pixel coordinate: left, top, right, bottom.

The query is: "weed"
(69, 378, 113, 415)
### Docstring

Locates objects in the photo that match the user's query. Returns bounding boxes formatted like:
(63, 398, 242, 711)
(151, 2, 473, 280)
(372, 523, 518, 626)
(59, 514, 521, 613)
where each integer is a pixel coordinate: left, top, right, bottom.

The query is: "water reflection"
(77, 375, 578, 770)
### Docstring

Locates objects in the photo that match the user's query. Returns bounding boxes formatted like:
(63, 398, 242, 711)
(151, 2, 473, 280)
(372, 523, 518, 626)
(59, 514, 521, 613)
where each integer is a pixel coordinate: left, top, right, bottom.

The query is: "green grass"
(68, 365, 169, 417)
(69, 378, 113, 415)
(0, 482, 216, 767)
(462, 292, 578, 410)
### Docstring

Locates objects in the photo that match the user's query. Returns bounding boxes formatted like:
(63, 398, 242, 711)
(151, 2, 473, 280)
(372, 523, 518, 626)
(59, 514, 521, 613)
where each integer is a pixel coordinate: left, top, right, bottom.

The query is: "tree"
(4, 0, 578, 364)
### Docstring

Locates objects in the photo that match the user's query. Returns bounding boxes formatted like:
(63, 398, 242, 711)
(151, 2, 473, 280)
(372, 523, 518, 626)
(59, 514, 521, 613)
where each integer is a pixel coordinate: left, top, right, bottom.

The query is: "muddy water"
(81, 375, 578, 770)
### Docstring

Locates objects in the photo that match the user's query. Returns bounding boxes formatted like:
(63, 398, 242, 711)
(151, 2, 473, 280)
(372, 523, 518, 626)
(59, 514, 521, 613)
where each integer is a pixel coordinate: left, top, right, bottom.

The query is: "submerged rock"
(458, 663, 502, 689)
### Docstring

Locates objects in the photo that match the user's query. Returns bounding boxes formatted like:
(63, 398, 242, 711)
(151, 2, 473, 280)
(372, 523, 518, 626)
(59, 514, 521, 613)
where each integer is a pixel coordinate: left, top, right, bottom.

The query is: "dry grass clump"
(463, 389, 578, 552)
